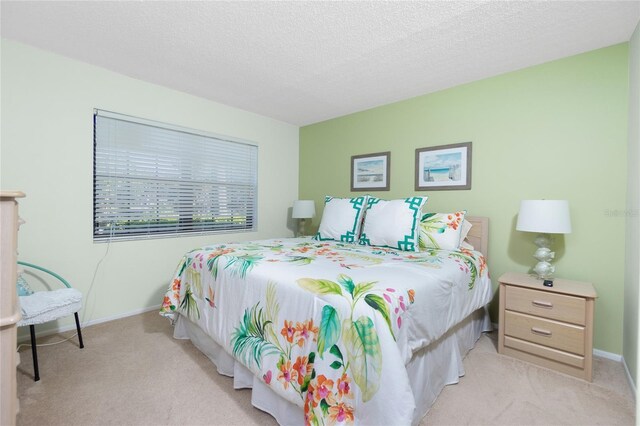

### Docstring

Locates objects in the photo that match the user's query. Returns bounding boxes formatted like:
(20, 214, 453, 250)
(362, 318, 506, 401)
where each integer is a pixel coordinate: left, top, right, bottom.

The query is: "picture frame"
(415, 142, 472, 191)
(351, 151, 390, 191)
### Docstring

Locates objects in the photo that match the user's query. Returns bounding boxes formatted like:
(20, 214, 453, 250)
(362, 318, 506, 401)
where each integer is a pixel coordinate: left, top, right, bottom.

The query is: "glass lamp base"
(532, 233, 556, 279)
(533, 261, 555, 279)
(296, 218, 308, 237)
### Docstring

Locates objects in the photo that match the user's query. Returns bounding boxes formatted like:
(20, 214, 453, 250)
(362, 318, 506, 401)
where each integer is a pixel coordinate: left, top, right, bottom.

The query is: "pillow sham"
(359, 196, 428, 252)
(315, 195, 368, 243)
(460, 219, 473, 243)
(458, 219, 475, 250)
(419, 211, 467, 251)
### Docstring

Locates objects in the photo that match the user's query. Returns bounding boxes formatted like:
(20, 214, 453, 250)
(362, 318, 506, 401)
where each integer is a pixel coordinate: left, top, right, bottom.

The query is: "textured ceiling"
(1, 1, 639, 126)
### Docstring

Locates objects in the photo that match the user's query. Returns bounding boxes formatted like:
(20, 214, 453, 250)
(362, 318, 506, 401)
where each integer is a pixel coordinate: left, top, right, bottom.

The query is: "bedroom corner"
(0, 38, 300, 337)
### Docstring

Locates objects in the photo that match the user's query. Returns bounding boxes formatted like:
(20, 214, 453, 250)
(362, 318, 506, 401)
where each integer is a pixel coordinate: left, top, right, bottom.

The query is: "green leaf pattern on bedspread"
(159, 238, 490, 425)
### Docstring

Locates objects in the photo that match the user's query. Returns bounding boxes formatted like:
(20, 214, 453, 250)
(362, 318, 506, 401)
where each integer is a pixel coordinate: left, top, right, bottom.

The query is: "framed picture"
(351, 151, 390, 191)
(415, 142, 472, 191)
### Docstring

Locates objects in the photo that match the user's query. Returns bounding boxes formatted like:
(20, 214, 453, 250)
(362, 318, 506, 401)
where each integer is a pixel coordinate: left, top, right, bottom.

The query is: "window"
(93, 110, 258, 241)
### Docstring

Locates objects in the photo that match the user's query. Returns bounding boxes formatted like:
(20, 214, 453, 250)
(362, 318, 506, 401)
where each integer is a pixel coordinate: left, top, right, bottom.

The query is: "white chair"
(17, 261, 84, 381)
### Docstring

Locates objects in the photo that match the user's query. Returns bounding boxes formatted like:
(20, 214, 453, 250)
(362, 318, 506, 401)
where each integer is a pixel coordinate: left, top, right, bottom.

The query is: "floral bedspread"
(160, 238, 492, 425)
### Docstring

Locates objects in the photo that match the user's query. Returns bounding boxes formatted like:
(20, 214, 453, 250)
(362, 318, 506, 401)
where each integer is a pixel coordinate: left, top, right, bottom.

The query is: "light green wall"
(1, 39, 300, 335)
(300, 44, 629, 354)
(624, 21, 640, 389)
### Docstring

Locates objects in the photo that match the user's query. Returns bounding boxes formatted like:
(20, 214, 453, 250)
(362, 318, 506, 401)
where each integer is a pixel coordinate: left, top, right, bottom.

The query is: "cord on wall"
(16, 110, 117, 351)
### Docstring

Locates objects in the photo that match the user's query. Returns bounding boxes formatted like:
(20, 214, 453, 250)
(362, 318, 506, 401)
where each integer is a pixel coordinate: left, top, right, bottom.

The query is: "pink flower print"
(277, 360, 298, 390)
(383, 293, 391, 303)
(293, 356, 312, 386)
(397, 317, 402, 328)
(295, 320, 319, 347)
(192, 252, 205, 270)
(336, 373, 353, 400)
(313, 375, 336, 406)
(263, 370, 272, 385)
(161, 296, 173, 311)
(328, 402, 354, 424)
(281, 320, 296, 343)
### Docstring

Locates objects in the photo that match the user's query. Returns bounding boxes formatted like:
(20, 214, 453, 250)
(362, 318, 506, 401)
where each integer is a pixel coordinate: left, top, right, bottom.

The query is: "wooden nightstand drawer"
(505, 285, 586, 325)
(503, 336, 585, 369)
(504, 310, 585, 355)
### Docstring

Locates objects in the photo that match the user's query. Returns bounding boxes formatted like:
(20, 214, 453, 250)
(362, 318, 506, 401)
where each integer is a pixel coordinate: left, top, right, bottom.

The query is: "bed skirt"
(173, 306, 492, 425)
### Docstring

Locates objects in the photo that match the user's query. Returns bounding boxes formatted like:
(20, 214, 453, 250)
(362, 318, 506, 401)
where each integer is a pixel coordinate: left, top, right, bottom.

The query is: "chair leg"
(29, 325, 40, 382)
(74, 312, 84, 349)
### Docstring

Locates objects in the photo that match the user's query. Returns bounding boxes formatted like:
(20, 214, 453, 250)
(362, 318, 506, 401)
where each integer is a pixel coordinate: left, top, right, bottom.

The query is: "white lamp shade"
(516, 200, 572, 234)
(292, 200, 316, 219)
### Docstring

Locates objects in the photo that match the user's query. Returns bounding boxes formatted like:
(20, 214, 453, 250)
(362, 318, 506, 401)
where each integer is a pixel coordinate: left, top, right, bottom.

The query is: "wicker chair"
(17, 261, 84, 381)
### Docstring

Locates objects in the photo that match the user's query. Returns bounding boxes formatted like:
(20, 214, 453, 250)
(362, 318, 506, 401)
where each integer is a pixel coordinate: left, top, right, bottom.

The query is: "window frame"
(93, 109, 259, 242)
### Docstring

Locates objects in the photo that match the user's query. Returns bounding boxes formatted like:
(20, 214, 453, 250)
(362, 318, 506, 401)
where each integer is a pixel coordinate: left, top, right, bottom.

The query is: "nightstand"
(498, 272, 597, 381)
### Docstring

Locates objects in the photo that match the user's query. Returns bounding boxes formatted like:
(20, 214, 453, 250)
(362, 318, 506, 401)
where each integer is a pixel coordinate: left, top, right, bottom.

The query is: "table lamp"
(516, 200, 572, 280)
(292, 200, 315, 237)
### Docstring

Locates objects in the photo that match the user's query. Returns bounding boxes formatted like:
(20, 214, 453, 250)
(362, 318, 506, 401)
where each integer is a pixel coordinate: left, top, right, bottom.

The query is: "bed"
(160, 205, 492, 426)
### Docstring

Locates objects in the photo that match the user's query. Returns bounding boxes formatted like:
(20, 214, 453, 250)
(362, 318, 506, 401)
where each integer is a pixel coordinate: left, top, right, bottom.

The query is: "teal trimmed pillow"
(315, 196, 369, 243)
(359, 196, 428, 251)
(17, 275, 33, 297)
(419, 211, 467, 250)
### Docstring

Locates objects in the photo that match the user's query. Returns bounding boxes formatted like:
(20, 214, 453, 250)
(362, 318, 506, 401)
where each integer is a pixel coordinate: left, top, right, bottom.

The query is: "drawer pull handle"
(532, 300, 553, 309)
(531, 327, 552, 337)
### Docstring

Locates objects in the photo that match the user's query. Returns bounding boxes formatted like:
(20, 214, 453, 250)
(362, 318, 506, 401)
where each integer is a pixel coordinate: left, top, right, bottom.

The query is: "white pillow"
(359, 196, 428, 251)
(459, 219, 474, 250)
(418, 211, 467, 250)
(460, 219, 473, 242)
(315, 196, 369, 243)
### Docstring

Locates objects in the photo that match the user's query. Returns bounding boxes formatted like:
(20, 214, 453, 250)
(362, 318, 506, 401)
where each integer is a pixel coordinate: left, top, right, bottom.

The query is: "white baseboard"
(18, 305, 161, 342)
(78, 305, 161, 329)
(593, 348, 623, 362)
(621, 355, 637, 400)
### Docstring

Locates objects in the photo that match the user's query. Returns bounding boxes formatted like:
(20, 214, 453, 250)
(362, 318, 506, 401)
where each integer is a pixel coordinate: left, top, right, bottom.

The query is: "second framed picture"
(415, 142, 472, 191)
(351, 151, 390, 191)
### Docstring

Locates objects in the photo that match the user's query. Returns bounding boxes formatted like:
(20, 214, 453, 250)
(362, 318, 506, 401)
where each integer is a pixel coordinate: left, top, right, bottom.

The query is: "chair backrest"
(17, 261, 72, 289)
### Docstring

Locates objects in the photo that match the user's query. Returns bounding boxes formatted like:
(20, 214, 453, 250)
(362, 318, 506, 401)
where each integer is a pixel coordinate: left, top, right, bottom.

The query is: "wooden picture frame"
(415, 142, 472, 191)
(351, 151, 390, 191)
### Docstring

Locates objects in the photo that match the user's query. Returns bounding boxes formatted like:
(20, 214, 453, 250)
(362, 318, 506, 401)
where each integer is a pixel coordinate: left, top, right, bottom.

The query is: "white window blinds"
(93, 110, 258, 241)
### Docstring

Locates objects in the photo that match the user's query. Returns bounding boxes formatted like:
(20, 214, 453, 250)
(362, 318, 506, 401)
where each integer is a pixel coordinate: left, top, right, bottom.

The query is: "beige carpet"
(16, 311, 635, 426)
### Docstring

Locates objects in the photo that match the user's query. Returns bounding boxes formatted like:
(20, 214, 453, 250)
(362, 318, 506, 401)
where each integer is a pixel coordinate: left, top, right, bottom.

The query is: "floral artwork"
(160, 238, 492, 425)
